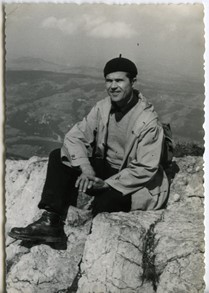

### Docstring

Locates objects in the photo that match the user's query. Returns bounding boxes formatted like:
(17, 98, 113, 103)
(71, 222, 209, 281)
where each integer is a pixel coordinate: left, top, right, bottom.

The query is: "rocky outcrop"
(5, 156, 205, 292)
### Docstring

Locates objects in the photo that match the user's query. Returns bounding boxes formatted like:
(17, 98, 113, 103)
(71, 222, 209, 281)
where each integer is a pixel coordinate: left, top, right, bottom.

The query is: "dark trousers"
(38, 149, 131, 218)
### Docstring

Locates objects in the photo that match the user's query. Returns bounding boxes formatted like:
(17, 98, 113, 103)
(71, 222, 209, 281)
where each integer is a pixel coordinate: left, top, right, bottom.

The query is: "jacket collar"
(98, 90, 155, 133)
(98, 89, 141, 124)
(110, 90, 139, 122)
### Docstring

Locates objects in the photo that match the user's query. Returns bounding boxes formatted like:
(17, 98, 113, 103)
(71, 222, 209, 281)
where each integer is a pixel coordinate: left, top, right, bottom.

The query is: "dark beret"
(104, 56, 138, 78)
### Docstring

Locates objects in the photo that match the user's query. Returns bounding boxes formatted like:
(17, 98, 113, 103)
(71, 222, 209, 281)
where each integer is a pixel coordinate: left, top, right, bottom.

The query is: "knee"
(49, 149, 61, 161)
(92, 191, 131, 217)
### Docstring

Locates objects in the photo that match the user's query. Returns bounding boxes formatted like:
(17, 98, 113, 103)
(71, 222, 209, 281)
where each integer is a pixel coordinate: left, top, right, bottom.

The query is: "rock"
(77, 211, 163, 293)
(5, 156, 205, 292)
(172, 193, 181, 202)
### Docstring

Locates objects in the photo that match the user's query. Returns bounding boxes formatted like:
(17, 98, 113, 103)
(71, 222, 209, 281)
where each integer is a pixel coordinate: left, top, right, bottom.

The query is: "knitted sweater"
(106, 107, 137, 169)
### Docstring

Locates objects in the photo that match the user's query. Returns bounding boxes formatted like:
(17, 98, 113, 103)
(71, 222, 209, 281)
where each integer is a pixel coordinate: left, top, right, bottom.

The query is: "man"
(9, 56, 169, 244)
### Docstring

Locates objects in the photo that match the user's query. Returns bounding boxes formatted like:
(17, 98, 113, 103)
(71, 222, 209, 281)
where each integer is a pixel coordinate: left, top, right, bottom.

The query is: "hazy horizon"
(5, 4, 205, 83)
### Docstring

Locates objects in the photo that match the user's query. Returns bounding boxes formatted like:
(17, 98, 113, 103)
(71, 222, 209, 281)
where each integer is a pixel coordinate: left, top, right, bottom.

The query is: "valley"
(5, 65, 204, 159)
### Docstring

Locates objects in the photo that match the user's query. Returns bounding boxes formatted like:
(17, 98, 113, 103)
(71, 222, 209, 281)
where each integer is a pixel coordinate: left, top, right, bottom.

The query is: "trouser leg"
(91, 161, 132, 216)
(38, 149, 80, 217)
(9, 149, 80, 243)
(92, 188, 132, 217)
(38, 149, 132, 218)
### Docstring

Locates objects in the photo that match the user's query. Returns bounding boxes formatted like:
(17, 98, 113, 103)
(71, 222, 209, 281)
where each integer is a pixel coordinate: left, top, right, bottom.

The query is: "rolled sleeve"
(61, 105, 98, 167)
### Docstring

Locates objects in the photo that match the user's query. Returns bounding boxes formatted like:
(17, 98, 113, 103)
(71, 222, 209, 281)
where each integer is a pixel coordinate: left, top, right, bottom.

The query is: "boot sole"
(8, 231, 67, 243)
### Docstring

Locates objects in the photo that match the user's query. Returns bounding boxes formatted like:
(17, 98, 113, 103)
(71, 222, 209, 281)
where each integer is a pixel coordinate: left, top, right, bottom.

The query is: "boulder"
(5, 156, 205, 292)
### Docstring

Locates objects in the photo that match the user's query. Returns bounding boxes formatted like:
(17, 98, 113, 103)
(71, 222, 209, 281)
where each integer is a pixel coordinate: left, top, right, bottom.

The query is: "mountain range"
(5, 57, 205, 159)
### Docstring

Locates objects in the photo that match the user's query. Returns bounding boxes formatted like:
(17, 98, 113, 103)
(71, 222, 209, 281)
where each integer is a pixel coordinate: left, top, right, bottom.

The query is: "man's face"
(105, 72, 135, 107)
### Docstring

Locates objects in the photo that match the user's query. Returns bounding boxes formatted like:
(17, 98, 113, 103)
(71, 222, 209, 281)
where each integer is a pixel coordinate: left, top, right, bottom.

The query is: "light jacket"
(61, 92, 169, 211)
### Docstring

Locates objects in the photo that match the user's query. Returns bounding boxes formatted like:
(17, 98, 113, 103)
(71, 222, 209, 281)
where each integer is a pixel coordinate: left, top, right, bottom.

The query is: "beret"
(104, 55, 138, 77)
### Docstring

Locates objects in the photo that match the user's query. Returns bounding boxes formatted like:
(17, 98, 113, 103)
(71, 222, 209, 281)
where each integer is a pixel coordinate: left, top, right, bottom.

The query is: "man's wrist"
(80, 163, 95, 175)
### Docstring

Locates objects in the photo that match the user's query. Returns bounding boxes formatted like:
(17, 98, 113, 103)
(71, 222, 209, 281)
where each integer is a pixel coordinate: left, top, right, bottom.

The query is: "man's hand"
(75, 175, 109, 193)
(75, 173, 95, 193)
(89, 176, 109, 190)
(75, 170, 110, 193)
(75, 164, 96, 193)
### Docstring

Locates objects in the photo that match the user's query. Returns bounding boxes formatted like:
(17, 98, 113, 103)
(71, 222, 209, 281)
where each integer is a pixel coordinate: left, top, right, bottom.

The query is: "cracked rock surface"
(5, 156, 205, 292)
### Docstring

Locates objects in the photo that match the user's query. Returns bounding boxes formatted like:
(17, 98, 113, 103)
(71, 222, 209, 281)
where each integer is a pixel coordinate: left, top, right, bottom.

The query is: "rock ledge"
(5, 156, 205, 293)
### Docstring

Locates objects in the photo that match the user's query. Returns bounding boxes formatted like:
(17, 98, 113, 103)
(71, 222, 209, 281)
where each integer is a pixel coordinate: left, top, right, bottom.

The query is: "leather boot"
(8, 211, 67, 243)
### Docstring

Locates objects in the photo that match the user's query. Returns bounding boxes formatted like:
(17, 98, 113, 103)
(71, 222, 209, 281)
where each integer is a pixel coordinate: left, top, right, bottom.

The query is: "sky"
(5, 4, 205, 81)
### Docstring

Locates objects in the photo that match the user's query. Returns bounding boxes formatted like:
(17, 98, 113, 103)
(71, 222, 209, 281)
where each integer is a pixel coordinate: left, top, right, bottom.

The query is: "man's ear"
(132, 77, 137, 86)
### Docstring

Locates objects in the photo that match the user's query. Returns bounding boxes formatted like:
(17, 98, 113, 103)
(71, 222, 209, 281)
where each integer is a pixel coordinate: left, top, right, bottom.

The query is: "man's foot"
(8, 211, 67, 243)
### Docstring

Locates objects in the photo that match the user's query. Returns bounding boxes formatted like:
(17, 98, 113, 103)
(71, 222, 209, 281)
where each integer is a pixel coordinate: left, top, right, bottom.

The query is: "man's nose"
(110, 81, 118, 88)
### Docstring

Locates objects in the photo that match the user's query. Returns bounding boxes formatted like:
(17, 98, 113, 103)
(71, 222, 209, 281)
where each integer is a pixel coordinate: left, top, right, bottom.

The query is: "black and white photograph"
(3, 3, 206, 292)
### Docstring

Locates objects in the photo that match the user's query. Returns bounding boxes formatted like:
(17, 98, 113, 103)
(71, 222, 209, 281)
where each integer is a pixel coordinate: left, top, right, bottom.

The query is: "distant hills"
(7, 57, 62, 72)
(7, 57, 102, 77)
(5, 57, 205, 159)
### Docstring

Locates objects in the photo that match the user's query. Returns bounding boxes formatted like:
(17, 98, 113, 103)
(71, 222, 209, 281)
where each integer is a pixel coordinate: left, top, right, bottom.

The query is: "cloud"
(89, 21, 137, 39)
(42, 17, 79, 35)
(41, 15, 137, 39)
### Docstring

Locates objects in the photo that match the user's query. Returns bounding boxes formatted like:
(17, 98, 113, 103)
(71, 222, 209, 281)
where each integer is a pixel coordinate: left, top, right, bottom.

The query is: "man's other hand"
(87, 176, 109, 191)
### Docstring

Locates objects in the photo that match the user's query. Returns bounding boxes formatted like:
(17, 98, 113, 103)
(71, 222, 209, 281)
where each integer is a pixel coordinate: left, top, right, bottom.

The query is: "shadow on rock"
(161, 161, 180, 209)
(20, 240, 67, 250)
(165, 161, 180, 183)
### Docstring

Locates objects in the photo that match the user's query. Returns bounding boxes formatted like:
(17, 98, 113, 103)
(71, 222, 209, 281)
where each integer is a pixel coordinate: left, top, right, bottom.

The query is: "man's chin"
(110, 95, 122, 102)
